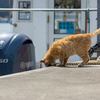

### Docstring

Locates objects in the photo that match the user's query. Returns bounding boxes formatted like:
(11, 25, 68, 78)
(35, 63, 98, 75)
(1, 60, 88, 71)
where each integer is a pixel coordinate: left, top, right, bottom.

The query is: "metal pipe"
(87, 7, 90, 33)
(0, 8, 97, 12)
(0, 8, 97, 28)
(9, 0, 11, 23)
(85, 11, 87, 33)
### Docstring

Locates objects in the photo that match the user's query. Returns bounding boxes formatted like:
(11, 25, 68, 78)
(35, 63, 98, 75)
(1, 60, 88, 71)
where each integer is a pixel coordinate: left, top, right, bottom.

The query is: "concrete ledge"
(0, 65, 100, 100)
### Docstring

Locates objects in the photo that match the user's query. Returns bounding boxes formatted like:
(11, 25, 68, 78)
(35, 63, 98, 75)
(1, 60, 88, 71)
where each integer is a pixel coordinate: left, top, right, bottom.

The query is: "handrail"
(0, 8, 97, 28)
(0, 8, 97, 12)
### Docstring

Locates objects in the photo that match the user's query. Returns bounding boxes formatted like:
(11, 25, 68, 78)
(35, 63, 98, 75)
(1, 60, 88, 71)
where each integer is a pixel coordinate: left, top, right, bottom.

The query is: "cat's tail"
(90, 28, 100, 38)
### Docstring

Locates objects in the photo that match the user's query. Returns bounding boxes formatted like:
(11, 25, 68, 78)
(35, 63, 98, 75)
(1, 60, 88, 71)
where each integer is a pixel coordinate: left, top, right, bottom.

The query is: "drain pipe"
(87, 7, 90, 33)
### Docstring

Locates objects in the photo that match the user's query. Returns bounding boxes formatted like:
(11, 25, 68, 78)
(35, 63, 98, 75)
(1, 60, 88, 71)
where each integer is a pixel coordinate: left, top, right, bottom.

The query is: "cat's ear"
(40, 59, 44, 63)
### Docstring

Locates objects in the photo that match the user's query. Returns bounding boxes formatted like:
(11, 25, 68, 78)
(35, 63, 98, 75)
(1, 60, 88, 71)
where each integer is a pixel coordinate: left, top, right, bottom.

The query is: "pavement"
(0, 65, 100, 100)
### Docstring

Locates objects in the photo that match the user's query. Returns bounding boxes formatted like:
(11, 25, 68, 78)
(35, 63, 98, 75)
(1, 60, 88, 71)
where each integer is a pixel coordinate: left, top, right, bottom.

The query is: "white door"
(48, 0, 86, 62)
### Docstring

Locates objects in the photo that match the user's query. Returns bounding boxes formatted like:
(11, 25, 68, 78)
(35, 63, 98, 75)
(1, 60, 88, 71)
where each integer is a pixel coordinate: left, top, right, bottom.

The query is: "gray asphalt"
(0, 65, 100, 100)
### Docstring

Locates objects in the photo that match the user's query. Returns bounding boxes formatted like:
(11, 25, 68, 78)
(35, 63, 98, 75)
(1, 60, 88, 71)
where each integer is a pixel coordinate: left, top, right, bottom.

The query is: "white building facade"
(13, 0, 97, 67)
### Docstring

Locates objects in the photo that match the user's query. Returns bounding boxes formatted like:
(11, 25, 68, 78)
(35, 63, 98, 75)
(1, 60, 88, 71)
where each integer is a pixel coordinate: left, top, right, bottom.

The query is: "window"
(18, 1, 31, 20)
(0, 0, 13, 23)
(54, 0, 82, 34)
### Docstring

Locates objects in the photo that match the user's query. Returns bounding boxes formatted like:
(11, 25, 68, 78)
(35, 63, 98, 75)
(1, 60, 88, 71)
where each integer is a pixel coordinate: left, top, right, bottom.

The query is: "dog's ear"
(40, 59, 44, 63)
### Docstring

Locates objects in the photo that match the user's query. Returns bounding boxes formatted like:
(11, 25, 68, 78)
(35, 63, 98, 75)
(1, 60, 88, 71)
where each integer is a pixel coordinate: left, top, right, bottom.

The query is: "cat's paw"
(56, 64, 62, 67)
(62, 64, 66, 67)
(78, 64, 83, 67)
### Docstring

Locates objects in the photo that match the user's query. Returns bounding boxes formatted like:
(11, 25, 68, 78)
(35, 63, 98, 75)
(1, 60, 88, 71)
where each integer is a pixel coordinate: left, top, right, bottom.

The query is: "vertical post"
(75, 11, 78, 33)
(9, 0, 11, 23)
(97, 0, 100, 42)
(63, 0, 66, 21)
(9, 0, 10, 9)
(87, 7, 90, 33)
(85, 10, 87, 33)
(97, 0, 100, 57)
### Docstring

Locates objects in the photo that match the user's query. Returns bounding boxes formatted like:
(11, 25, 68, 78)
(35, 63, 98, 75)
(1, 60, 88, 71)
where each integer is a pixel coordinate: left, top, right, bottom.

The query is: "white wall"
(13, 0, 34, 41)
(0, 23, 13, 33)
(89, 0, 97, 46)
(81, 0, 97, 46)
(13, 0, 48, 67)
(89, 0, 97, 57)
(81, 0, 87, 33)
(33, 0, 47, 62)
(81, 0, 97, 58)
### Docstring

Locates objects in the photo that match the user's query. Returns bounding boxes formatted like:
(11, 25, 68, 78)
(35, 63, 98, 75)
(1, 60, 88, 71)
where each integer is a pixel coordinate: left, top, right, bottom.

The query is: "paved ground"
(0, 65, 100, 100)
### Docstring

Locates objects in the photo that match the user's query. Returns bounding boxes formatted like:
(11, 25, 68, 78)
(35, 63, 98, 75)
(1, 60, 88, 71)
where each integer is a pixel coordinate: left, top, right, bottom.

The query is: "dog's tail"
(90, 28, 100, 38)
